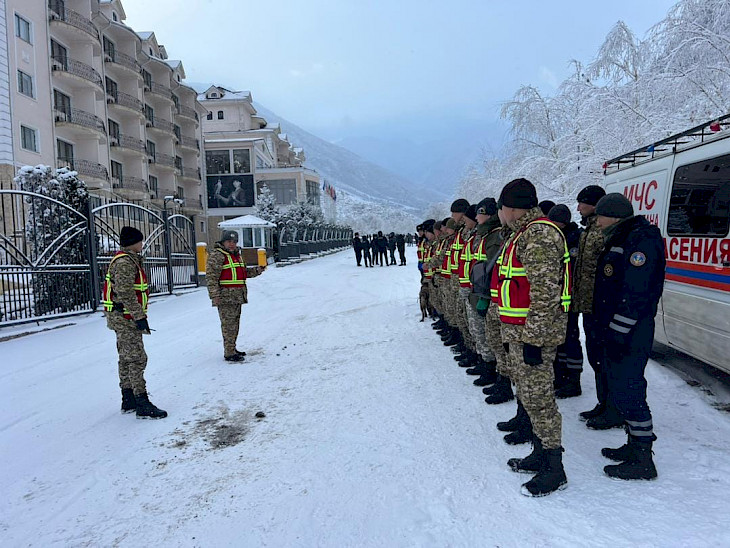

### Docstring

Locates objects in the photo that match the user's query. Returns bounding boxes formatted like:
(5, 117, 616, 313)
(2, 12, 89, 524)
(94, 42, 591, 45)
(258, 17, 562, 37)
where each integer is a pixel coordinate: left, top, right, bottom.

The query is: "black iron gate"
(0, 190, 198, 327)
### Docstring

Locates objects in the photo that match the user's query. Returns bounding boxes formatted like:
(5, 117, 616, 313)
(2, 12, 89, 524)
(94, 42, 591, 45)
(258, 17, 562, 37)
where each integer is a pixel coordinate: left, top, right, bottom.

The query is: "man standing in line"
(593, 193, 665, 480)
(572, 185, 624, 429)
(352, 232, 363, 266)
(547, 204, 585, 398)
(388, 232, 398, 265)
(102, 226, 167, 419)
(361, 235, 372, 267)
(396, 233, 407, 265)
(495, 179, 571, 497)
(207, 230, 264, 362)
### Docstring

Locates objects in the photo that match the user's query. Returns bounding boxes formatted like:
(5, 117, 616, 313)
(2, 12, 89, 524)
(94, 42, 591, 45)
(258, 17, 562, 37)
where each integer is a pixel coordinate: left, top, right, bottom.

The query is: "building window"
(149, 175, 158, 195)
(112, 12, 118, 22)
(257, 179, 297, 205)
(103, 36, 115, 60)
(105, 77, 118, 100)
(205, 150, 230, 174)
(306, 180, 320, 206)
(15, 14, 32, 44)
(146, 140, 156, 160)
(667, 154, 730, 237)
(108, 119, 120, 141)
(20, 125, 38, 152)
(57, 139, 73, 165)
(53, 89, 71, 116)
(111, 160, 123, 184)
(233, 149, 251, 173)
(200, 221, 205, 233)
(17, 70, 34, 98)
(175, 155, 183, 172)
(206, 111, 213, 120)
(217, 110, 224, 120)
(177, 186, 185, 199)
(144, 104, 154, 124)
(142, 69, 152, 90)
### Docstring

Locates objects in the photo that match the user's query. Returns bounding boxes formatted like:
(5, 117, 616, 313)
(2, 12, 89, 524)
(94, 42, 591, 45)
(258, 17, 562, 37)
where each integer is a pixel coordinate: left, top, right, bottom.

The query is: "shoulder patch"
(569, 247, 579, 258)
(604, 264, 614, 277)
(630, 252, 646, 267)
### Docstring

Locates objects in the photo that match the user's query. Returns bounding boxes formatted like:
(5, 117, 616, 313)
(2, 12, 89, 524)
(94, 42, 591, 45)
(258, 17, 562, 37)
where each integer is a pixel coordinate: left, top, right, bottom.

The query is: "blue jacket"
(593, 216, 666, 348)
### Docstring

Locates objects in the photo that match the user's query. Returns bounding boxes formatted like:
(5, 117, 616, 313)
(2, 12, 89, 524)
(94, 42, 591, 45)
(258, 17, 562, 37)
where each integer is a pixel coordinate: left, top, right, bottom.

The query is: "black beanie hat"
(464, 204, 478, 222)
(120, 226, 144, 247)
(433, 220, 443, 231)
(577, 185, 606, 206)
(423, 219, 435, 233)
(595, 193, 634, 219)
(477, 197, 497, 216)
(548, 204, 571, 225)
(539, 200, 556, 216)
(450, 198, 470, 213)
(499, 178, 538, 209)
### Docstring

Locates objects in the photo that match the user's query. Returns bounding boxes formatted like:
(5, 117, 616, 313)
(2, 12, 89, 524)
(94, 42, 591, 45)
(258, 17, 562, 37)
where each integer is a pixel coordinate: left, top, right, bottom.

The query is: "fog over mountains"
(253, 103, 448, 212)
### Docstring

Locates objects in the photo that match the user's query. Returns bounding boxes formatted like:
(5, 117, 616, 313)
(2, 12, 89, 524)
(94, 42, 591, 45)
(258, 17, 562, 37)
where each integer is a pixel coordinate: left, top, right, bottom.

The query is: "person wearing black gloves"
(593, 193, 665, 480)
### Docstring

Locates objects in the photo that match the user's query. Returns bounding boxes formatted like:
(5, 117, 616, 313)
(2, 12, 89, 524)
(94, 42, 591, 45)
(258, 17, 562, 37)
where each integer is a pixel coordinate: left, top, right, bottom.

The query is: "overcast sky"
(121, 0, 677, 145)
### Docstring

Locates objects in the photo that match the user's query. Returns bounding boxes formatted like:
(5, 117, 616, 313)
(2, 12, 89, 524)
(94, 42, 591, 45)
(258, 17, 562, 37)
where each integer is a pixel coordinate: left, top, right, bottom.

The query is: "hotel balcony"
(112, 176, 148, 193)
(151, 152, 176, 170)
(146, 117, 176, 138)
(54, 108, 106, 140)
(56, 157, 108, 188)
(179, 167, 201, 183)
(51, 56, 103, 91)
(110, 134, 147, 156)
(107, 90, 144, 117)
(147, 82, 173, 103)
(178, 136, 200, 153)
(48, 1, 99, 43)
(175, 104, 199, 123)
(103, 50, 140, 75)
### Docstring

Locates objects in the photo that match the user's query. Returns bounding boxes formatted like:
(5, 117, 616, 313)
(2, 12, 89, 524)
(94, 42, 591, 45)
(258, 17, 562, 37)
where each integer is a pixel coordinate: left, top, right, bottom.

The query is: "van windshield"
(668, 154, 730, 237)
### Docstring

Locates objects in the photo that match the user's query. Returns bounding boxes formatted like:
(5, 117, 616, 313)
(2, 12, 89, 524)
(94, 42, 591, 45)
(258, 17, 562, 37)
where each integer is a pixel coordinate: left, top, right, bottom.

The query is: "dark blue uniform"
(554, 222, 585, 386)
(593, 216, 665, 440)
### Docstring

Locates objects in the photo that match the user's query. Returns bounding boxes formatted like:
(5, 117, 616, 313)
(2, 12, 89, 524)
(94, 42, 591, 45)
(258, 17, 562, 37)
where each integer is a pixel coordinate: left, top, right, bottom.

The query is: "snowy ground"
(2, 248, 730, 547)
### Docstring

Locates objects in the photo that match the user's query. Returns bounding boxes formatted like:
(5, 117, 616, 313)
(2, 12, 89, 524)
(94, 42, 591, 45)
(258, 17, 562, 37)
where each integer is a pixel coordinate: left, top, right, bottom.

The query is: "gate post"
(162, 209, 174, 294)
(190, 214, 199, 287)
(86, 200, 100, 310)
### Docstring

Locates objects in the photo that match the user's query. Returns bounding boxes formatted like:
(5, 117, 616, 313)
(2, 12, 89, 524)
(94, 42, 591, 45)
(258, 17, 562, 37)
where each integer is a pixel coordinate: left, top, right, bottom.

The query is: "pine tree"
(255, 184, 281, 224)
(14, 165, 91, 316)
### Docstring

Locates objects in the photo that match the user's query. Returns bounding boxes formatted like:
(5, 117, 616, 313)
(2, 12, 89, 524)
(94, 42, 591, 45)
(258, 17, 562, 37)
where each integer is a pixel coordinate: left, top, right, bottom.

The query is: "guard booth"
(217, 215, 276, 265)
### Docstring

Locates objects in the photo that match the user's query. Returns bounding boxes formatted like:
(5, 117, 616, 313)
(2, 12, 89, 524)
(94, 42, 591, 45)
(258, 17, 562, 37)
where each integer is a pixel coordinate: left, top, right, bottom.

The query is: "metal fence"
(276, 224, 352, 265)
(0, 189, 198, 327)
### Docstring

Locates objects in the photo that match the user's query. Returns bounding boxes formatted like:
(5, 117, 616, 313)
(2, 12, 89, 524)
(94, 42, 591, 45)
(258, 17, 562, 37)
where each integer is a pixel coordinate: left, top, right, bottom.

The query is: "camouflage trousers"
(451, 279, 473, 349)
(430, 278, 443, 316)
(509, 342, 561, 449)
(459, 288, 494, 362)
(485, 304, 509, 377)
(106, 311, 147, 395)
(217, 303, 242, 357)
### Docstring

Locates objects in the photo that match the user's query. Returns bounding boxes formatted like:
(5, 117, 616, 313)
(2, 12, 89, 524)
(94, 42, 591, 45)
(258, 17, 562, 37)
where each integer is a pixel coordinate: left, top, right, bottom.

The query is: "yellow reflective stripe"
(498, 307, 529, 317)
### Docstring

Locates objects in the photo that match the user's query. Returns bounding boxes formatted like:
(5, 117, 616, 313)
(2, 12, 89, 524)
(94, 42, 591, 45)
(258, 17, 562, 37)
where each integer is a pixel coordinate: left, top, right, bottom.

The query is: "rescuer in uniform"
(102, 226, 167, 419)
(207, 230, 264, 362)
(593, 193, 665, 480)
(495, 179, 571, 497)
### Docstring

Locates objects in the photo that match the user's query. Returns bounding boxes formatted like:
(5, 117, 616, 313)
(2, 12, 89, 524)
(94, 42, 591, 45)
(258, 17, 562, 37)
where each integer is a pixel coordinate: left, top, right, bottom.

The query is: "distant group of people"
(416, 179, 665, 497)
(351, 231, 410, 267)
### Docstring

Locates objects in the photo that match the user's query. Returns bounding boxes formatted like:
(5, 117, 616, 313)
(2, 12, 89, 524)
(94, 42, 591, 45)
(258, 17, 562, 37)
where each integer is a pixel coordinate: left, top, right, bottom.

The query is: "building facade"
(199, 85, 321, 245)
(5, 0, 207, 237)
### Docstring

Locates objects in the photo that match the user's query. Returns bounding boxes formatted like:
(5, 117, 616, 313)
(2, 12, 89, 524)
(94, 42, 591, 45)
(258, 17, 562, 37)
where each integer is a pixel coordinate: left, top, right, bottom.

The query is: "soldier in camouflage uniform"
(571, 185, 621, 428)
(495, 179, 571, 497)
(103, 226, 167, 419)
(207, 230, 264, 362)
(427, 221, 445, 324)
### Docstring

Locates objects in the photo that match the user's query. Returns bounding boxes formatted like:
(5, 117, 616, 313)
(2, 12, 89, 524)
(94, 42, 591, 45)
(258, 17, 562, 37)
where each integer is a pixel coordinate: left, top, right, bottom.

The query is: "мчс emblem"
(604, 264, 614, 277)
(630, 252, 647, 267)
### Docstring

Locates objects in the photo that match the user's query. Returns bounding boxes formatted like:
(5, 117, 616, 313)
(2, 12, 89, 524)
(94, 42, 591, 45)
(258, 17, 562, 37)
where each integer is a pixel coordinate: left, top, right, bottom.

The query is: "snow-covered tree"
(14, 165, 91, 316)
(255, 184, 281, 225)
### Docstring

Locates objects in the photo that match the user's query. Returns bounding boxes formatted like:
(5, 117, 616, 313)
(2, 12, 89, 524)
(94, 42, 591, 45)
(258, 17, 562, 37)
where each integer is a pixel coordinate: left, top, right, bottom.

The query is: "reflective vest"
(491, 218, 571, 325)
(439, 236, 454, 278)
(219, 249, 247, 287)
(102, 252, 149, 319)
(423, 241, 435, 278)
(449, 231, 465, 274)
(417, 240, 425, 262)
(458, 233, 477, 287)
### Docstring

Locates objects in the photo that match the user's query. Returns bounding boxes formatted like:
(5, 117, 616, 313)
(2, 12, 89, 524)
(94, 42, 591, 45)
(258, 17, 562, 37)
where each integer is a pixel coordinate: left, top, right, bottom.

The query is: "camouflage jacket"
(500, 207, 568, 348)
(571, 215, 605, 314)
(107, 249, 146, 321)
(206, 244, 262, 305)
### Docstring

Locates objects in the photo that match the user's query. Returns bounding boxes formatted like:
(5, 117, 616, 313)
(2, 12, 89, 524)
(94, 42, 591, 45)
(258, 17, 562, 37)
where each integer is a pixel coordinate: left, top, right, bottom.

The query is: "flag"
(647, 144, 655, 153)
(710, 121, 722, 132)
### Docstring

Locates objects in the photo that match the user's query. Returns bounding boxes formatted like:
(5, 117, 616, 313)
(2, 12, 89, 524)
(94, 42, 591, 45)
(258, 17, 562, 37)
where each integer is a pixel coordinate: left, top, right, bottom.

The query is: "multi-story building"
(199, 85, 320, 245)
(5, 0, 207, 236)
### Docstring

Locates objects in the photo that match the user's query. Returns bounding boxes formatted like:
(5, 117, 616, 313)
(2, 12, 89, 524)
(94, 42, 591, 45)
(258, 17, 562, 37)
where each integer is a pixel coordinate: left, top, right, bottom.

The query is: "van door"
(662, 153, 730, 373)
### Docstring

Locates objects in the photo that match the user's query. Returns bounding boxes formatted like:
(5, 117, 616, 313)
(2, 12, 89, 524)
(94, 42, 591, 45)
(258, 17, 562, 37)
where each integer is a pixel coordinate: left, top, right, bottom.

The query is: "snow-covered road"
(2, 248, 730, 547)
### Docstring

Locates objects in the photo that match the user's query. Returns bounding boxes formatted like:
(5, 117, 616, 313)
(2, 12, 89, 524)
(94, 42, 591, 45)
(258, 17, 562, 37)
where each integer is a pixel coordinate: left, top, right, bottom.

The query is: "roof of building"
(137, 31, 154, 40)
(218, 215, 276, 229)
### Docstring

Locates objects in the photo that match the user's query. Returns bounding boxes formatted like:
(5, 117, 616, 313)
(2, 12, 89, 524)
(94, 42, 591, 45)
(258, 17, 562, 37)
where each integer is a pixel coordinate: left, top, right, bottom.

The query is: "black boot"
(121, 388, 136, 413)
(555, 369, 582, 399)
(602, 431, 637, 462)
(444, 331, 462, 347)
(458, 351, 476, 368)
(482, 374, 505, 395)
(521, 447, 567, 497)
(451, 341, 466, 353)
(225, 353, 245, 362)
(135, 392, 168, 419)
(497, 400, 528, 432)
(586, 408, 624, 430)
(504, 413, 533, 445)
(579, 403, 605, 422)
(465, 358, 486, 375)
(508, 435, 543, 473)
(473, 372, 497, 386)
(604, 439, 657, 480)
(485, 376, 514, 404)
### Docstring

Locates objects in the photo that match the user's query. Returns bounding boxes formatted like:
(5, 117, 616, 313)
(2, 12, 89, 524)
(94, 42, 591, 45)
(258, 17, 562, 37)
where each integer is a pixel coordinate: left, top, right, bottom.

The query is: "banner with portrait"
(206, 175, 255, 210)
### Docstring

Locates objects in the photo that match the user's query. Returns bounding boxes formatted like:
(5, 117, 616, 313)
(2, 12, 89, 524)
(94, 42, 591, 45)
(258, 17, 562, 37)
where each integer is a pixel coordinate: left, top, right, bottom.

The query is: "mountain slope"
(253, 103, 447, 211)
